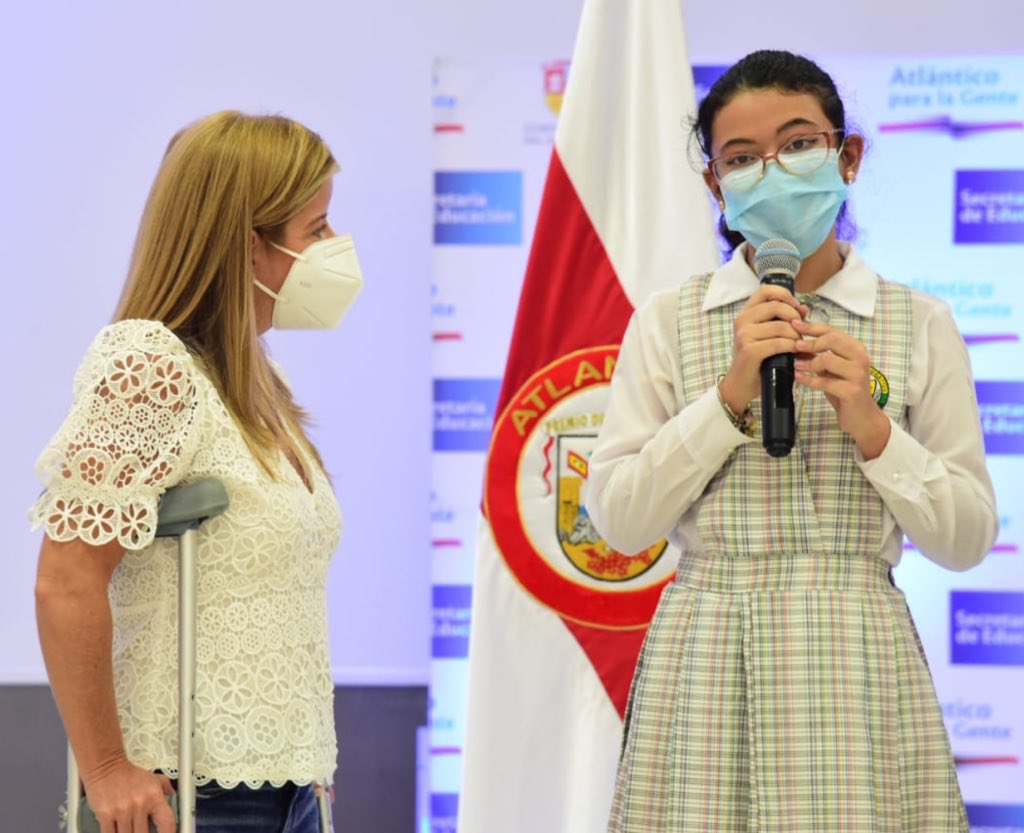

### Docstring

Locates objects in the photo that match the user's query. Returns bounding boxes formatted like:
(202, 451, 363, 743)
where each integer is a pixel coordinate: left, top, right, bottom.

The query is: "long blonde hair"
(116, 111, 339, 480)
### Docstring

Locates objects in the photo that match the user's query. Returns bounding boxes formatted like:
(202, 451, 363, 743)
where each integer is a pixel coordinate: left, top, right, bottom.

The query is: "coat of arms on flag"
(556, 433, 665, 583)
(485, 346, 675, 629)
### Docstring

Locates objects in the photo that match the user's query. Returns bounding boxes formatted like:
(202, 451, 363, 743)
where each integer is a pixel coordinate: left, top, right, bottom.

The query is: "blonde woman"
(33, 112, 363, 833)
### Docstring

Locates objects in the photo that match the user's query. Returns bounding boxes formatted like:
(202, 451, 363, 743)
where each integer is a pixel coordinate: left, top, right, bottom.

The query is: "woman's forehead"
(711, 88, 831, 150)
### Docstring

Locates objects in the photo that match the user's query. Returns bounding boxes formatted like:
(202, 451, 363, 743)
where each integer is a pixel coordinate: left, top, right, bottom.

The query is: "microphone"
(754, 239, 803, 458)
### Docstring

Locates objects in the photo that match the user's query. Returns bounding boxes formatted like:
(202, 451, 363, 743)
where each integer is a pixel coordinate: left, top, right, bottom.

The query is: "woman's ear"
(839, 134, 864, 185)
(251, 229, 268, 277)
(703, 169, 725, 212)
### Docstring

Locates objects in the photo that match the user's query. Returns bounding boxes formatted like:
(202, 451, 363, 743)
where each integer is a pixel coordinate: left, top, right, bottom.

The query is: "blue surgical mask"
(721, 149, 848, 258)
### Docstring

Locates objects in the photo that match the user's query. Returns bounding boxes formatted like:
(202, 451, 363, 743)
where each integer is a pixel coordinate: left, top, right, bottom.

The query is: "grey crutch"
(62, 478, 228, 833)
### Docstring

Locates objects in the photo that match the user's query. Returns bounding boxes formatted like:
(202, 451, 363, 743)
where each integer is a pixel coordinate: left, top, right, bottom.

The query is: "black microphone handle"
(760, 273, 796, 458)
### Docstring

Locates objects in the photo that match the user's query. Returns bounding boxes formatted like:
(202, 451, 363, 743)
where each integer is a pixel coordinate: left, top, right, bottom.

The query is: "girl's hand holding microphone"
(717, 284, 809, 418)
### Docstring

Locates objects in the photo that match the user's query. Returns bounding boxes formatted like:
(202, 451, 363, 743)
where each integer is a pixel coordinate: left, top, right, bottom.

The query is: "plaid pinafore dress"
(607, 275, 967, 832)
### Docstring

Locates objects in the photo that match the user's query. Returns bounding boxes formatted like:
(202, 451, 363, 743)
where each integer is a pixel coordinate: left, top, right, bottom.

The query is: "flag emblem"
(543, 61, 569, 115)
(485, 346, 676, 628)
(556, 434, 666, 582)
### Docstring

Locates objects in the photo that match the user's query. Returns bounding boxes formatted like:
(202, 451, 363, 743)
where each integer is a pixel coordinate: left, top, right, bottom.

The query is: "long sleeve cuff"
(677, 386, 757, 474)
(857, 418, 935, 505)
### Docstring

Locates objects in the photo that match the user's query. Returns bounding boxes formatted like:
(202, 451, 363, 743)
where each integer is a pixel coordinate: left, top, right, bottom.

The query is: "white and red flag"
(458, 1, 719, 831)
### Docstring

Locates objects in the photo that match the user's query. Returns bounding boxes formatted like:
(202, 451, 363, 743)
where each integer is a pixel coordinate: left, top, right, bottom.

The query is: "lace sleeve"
(30, 320, 203, 550)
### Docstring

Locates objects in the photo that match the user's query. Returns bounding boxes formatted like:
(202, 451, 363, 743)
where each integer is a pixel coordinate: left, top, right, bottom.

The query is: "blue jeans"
(192, 781, 324, 833)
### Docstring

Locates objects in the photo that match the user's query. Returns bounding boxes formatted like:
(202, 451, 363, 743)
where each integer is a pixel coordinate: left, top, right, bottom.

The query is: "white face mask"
(254, 234, 364, 329)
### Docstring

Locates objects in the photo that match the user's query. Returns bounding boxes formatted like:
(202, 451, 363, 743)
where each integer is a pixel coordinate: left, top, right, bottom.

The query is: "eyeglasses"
(708, 128, 846, 192)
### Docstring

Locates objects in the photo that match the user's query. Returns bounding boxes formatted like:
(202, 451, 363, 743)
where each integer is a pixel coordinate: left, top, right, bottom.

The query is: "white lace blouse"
(31, 319, 342, 788)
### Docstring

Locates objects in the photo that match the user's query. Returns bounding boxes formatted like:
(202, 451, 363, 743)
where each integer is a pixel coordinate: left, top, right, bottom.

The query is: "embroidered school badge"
(869, 366, 890, 408)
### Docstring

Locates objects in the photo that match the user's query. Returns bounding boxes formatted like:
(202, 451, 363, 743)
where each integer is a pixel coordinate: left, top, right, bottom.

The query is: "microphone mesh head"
(754, 238, 802, 281)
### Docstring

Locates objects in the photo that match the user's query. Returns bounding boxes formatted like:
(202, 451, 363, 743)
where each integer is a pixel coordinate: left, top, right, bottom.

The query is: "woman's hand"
(83, 759, 177, 833)
(793, 319, 891, 459)
(719, 284, 808, 415)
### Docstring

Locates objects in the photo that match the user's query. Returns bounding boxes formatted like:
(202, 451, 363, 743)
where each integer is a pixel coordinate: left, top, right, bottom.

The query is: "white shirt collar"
(702, 241, 879, 318)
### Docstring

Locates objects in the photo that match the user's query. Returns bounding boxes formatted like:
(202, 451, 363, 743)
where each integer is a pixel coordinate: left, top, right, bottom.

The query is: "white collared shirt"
(584, 243, 998, 571)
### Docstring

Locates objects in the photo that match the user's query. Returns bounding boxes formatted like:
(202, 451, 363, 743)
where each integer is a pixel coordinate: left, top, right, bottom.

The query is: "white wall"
(430, 0, 1024, 61)
(1, 0, 1019, 685)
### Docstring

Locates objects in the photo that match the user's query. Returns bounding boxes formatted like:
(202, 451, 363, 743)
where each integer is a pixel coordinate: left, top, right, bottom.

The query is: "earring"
(845, 171, 856, 184)
(717, 198, 726, 211)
